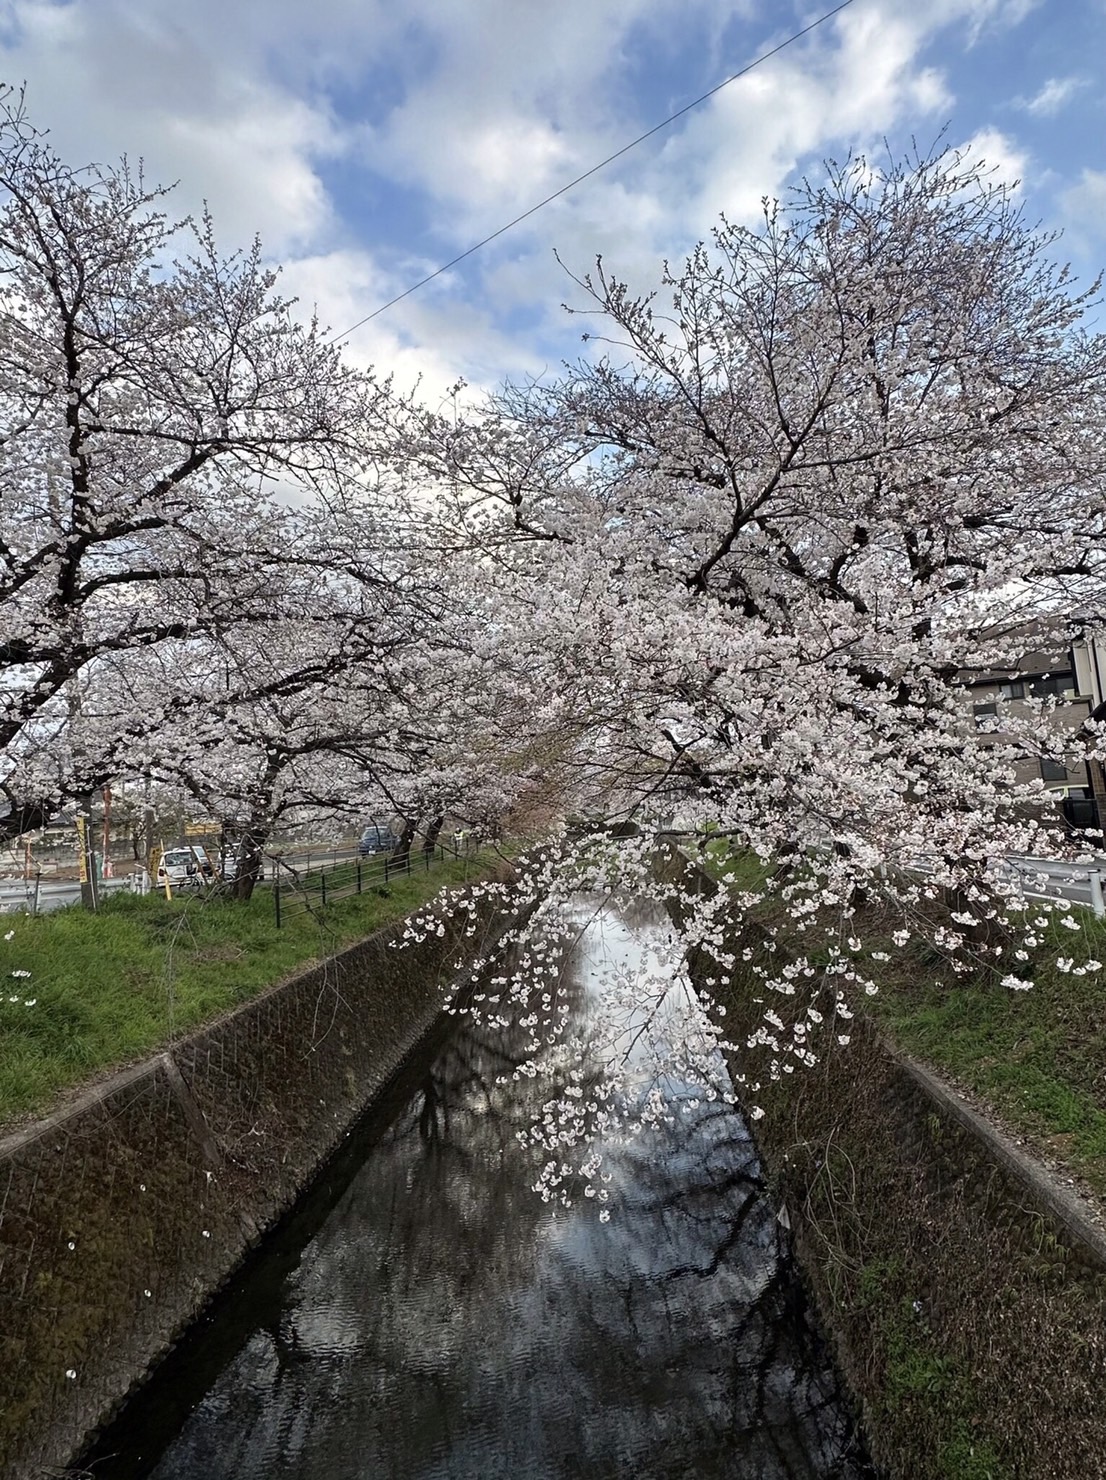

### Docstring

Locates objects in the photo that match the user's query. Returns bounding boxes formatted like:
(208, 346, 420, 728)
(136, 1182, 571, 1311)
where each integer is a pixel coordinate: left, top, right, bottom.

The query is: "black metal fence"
(269, 838, 471, 927)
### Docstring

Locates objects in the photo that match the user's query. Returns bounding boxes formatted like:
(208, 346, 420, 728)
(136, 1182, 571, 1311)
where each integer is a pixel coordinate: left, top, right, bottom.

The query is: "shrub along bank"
(0, 852, 494, 1130)
(664, 845, 1106, 1480)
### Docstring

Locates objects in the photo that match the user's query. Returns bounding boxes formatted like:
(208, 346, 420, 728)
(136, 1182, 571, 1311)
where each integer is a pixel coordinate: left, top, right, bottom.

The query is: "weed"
(937, 1429, 1009, 1480)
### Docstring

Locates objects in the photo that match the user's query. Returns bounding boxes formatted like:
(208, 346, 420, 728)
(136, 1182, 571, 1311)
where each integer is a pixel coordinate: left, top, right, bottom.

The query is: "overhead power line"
(331, 0, 856, 341)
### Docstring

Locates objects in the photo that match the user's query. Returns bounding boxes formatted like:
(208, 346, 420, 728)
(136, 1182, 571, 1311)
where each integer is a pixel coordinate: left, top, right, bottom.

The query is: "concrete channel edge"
(0, 883, 525, 1480)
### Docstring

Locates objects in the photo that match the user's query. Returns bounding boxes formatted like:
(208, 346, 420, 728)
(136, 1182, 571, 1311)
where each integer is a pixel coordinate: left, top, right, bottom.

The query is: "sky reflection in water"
(96, 897, 873, 1480)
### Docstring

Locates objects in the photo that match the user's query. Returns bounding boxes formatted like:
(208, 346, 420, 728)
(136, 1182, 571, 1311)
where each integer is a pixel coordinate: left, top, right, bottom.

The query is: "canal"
(78, 896, 874, 1479)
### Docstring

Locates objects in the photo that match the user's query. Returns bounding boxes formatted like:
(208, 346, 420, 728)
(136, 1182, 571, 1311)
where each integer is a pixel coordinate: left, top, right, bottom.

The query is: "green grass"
(0, 854, 493, 1130)
(692, 837, 773, 893)
(867, 910, 1106, 1194)
(701, 840, 1106, 1197)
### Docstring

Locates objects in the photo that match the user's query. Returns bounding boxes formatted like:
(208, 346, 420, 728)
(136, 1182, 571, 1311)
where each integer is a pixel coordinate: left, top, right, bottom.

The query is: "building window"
(973, 703, 999, 730)
(1039, 757, 1069, 783)
(1029, 672, 1074, 700)
(998, 680, 1025, 700)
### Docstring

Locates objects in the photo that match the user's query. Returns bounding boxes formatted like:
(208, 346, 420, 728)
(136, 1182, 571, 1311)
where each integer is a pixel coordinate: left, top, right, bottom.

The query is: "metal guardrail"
(897, 850, 1106, 919)
(792, 838, 1106, 921)
(993, 855, 1106, 918)
(270, 839, 471, 927)
(0, 873, 144, 915)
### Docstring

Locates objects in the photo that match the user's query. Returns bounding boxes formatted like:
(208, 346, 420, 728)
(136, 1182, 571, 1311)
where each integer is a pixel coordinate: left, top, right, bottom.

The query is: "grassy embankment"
(693, 840, 1106, 1480)
(0, 853, 496, 1131)
(869, 916, 1106, 1195)
(702, 840, 1106, 1196)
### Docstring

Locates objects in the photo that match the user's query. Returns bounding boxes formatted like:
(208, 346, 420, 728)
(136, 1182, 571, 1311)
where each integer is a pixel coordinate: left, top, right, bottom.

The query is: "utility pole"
(101, 784, 113, 878)
(144, 776, 156, 882)
(76, 797, 99, 911)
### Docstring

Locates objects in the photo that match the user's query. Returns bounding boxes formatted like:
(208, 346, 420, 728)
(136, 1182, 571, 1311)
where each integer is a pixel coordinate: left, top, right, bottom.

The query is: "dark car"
(359, 824, 398, 856)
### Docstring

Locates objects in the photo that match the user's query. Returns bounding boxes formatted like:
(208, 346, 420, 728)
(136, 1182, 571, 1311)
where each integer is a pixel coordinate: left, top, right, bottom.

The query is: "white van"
(156, 847, 213, 890)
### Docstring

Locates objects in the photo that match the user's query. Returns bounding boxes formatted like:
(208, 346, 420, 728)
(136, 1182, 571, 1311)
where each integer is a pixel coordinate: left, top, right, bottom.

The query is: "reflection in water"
(91, 899, 874, 1480)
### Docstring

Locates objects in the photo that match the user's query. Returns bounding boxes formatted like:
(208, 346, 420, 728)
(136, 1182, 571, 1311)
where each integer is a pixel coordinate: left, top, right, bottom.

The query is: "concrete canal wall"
(0, 882, 521, 1480)
(662, 852, 1106, 1480)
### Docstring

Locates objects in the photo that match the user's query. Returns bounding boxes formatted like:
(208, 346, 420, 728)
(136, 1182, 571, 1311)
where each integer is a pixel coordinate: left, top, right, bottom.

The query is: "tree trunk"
(392, 817, 417, 867)
(231, 822, 269, 902)
(422, 814, 445, 856)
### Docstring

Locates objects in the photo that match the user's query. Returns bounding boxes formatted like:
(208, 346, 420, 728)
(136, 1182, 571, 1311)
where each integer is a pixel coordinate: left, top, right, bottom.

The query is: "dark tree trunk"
(391, 817, 417, 866)
(231, 823, 269, 902)
(422, 814, 445, 856)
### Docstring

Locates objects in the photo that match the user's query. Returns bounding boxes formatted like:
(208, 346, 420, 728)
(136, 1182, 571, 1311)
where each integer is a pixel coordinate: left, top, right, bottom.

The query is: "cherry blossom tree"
(0, 86, 398, 841)
(430, 144, 1106, 874)
(405, 143, 1106, 1191)
(49, 463, 462, 896)
(148, 631, 431, 900)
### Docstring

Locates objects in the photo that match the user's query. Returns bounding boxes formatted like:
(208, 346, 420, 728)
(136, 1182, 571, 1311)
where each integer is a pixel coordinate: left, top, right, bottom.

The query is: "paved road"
(0, 848, 368, 913)
(265, 847, 361, 878)
(0, 876, 140, 914)
(11, 843, 1102, 920)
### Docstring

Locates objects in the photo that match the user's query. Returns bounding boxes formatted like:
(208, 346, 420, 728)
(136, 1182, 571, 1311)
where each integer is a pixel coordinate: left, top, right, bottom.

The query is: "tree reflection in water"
(121, 899, 874, 1480)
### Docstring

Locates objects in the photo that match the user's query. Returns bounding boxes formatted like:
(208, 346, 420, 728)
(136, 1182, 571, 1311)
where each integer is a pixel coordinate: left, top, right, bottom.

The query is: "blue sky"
(1, 0, 1104, 398)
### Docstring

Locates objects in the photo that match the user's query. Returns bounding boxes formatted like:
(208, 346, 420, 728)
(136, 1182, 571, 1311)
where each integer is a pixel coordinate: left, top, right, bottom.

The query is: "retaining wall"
(0, 882, 519, 1480)
(661, 850, 1106, 1480)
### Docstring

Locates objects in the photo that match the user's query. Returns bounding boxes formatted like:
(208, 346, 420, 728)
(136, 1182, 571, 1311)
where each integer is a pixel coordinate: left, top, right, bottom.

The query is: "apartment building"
(1073, 632, 1106, 822)
(963, 635, 1102, 833)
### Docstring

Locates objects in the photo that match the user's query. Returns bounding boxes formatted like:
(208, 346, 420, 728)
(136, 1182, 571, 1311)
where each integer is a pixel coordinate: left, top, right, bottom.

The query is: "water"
(80, 898, 874, 1480)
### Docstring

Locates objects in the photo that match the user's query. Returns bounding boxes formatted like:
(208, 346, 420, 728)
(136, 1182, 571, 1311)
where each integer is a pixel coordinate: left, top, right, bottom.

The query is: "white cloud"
(279, 248, 549, 399)
(1, 0, 1094, 392)
(0, 0, 349, 253)
(956, 0, 1042, 46)
(328, 0, 1036, 381)
(957, 126, 1027, 188)
(360, 0, 706, 233)
(1060, 168, 1106, 249)
(606, 1, 957, 251)
(1020, 76, 1085, 117)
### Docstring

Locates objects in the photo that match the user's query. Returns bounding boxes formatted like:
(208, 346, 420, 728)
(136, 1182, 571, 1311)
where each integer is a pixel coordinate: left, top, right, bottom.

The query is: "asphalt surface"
(0, 848, 364, 913)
